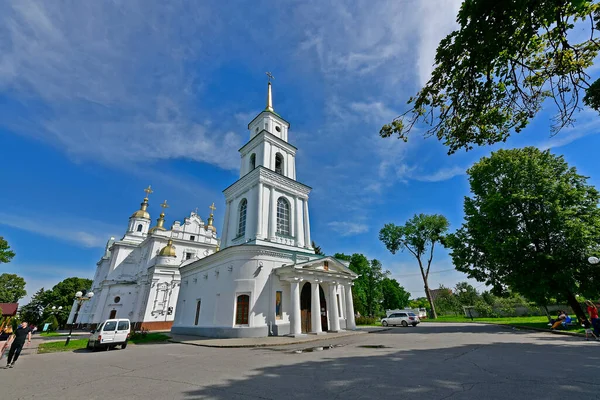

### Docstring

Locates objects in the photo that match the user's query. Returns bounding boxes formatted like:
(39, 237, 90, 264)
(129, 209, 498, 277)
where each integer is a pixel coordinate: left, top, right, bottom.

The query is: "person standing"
(0, 326, 14, 360)
(586, 300, 600, 336)
(5, 322, 32, 368)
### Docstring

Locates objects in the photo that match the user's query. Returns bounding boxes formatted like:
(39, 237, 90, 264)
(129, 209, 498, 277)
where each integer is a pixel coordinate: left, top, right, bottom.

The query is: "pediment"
(294, 256, 356, 277)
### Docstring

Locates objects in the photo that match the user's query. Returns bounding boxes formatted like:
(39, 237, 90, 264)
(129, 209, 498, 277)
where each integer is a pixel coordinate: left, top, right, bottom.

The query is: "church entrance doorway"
(300, 283, 328, 333)
(109, 310, 117, 319)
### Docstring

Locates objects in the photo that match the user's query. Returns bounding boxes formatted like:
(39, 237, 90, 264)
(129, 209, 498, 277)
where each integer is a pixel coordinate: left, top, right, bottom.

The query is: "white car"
(381, 312, 420, 327)
(87, 318, 131, 350)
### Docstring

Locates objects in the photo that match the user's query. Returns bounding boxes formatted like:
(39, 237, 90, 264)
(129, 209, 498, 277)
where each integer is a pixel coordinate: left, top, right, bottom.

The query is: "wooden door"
(300, 283, 311, 333)
(109, 310, 117, 319)
(319, 285, 328, 331)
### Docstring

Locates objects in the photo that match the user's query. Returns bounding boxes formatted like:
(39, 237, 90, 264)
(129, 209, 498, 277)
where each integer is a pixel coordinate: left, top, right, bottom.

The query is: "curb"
(423, 320, 589, 339)
(169, 330, 369, 348)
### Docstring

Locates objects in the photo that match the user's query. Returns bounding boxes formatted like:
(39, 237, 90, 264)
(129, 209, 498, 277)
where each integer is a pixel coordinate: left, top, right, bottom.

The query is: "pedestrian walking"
(0, 326, 14, 360)
(5, 322, 32, 368)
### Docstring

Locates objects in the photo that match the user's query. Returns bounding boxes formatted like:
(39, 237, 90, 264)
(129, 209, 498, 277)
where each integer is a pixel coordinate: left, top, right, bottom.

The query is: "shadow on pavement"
(182, 340, 599, 400)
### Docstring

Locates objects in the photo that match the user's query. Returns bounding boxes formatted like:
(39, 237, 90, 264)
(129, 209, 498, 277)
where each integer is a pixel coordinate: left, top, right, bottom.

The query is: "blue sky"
(1, 0, 599, 304)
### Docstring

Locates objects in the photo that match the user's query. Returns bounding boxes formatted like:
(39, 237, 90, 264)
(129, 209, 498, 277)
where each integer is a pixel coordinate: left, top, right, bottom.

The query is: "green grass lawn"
(38, 338, 88, 354)
(423, 315, 585, 334)
(37, 333, 171, 354)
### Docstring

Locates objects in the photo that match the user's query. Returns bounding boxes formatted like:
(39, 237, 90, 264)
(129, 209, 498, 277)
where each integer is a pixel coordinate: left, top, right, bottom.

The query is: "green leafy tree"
(0, 273, 26, 303)
(44, 314, 59, 332)
(381, 278, 411, 311)
(334, 253, 389, 316)
(364, 259, 389, 317)
(445, 147, 600, 323)
(433, 285, 461, 315)
(380, 1, 600, 153)
(20, 288, 48, 326)
(409, 297, 429, 310)
(43, 277, 93, 326)
(379, 214, 450, 319)
(335, 253, 368, 316)
(454, 282, 480, 307)
(0, 237, 15, 264)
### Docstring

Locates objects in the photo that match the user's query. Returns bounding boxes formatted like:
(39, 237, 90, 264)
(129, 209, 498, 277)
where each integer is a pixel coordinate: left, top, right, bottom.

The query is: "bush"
(44, 315, 59, 331)
(355, 316, 378, 325)
(474, 300, 497, 318)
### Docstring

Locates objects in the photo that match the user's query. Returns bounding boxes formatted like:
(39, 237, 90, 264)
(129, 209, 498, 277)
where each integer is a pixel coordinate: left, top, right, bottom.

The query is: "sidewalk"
(169, 327, 388, 348)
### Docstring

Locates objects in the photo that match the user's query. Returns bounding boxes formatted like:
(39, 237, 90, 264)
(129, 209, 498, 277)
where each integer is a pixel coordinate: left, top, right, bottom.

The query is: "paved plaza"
(3, 323, 599, 399)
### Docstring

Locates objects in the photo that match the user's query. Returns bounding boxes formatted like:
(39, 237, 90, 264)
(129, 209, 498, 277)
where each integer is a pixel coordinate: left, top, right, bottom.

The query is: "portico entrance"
(300, 282, 328, 333)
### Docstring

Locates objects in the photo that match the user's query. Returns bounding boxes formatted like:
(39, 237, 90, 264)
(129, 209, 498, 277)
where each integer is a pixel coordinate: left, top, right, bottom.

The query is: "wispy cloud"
(537, 110, 600, 150)
(0, 1, 241, 171)
(412, 165, 466, 182)
(0, 212, 119, 248)
(327, 221, 369, 236)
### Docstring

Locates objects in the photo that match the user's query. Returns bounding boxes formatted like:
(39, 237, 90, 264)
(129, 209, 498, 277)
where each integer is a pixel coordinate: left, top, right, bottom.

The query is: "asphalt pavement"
(2, 323, 599, 400)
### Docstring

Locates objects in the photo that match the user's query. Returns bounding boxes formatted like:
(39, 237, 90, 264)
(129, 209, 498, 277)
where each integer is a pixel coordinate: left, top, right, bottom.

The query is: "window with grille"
(277, 197, 290, 235)
(237, 199, 247, 237)
(250, 153, 256, 170)
(236, 294, 250, 325)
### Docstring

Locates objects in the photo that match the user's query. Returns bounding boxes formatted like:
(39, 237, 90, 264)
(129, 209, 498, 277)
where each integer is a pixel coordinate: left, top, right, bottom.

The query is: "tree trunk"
(566, 291, 588, 325)
(424, 283, 438, 319)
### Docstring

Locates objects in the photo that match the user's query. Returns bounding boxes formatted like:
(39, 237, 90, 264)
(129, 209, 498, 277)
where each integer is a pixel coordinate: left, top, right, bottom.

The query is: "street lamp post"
(65, 289, 94, 346)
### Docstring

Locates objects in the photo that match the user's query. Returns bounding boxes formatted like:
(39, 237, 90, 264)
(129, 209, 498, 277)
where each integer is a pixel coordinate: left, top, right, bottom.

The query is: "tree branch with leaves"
(381, 0, 600, 154)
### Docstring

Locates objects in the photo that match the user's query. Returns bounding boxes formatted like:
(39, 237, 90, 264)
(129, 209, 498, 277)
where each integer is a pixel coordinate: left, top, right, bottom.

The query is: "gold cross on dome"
(144, 185, 153, 198)
(266, 71, 274, 82)
(194, 207, 199, 214)
(209, 202, 216, 214)
(160, 200, 169, 210)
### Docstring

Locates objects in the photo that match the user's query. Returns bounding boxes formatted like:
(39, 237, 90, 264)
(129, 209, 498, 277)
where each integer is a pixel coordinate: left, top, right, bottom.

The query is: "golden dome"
(131, 208, 150, 219)
(131, 185, 153, 220)
(206, 202, 217, 233)
(159, 239, 177, 257)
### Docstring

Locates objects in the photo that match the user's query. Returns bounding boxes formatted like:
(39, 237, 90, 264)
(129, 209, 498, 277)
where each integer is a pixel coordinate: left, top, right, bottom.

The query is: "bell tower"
(219, 74, 313, 254)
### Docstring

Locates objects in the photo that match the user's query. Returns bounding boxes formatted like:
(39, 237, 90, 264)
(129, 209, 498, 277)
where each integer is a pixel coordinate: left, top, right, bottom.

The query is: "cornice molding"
(223, 166, 311, 199)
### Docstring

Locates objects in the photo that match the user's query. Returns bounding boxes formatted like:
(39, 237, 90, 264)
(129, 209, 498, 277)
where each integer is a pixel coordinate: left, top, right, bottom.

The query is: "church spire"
(131, 185, 153, 219)
(266, 72, 274, 112)
(206, 202, 217, 233)
(149, 200, 169, 233)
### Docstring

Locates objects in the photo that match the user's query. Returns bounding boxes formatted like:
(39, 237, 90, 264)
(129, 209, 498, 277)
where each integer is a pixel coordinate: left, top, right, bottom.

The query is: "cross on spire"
(144, 185, 153, 199)
(265, 72, 274, 112)
(160, 200, 169, 210)
(209, 202, 216, 215)
(266, 71, 274, 82)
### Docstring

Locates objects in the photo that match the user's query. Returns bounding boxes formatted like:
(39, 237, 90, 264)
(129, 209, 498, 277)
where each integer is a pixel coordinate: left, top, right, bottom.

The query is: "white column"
(310, 281, 322, 334)
(269, 186, 276, 240)
(256, 183, 263, 239)
(290, 281, 301, 335)
(221, 200, 231, 247)
(295, 197, 304, 247)
(303, 199, 311, 247)
(328, 284, 341, 332)
(344, 284, 356, 330)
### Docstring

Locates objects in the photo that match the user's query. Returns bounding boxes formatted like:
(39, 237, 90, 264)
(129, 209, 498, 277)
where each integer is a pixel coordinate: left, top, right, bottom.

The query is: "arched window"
(275, 153, 284, 175)
(276, 197, 290, 235)
(249, 153, 256, 170)
(235, 294, 250, 325)
(136, 224, 143, 232)
(237, 199, 247, 237)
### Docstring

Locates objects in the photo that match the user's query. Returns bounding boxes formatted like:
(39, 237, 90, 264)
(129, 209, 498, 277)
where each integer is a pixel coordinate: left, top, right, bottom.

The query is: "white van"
(87, 318, 131, 350)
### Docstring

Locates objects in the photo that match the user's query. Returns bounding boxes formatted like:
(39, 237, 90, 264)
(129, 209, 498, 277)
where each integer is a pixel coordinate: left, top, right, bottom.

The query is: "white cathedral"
(74, 80, 358, 337)
(69, 191, 220, 331)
